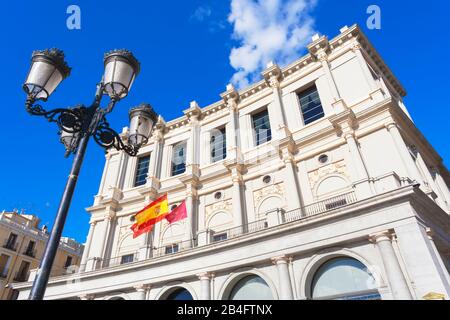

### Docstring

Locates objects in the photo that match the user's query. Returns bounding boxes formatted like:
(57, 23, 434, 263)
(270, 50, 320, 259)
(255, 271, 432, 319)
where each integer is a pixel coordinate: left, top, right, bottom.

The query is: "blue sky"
(0, 0, 448, 244)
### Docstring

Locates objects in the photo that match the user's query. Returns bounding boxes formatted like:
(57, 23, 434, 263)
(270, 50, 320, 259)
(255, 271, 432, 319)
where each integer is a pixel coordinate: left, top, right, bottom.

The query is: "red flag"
(165, 201, 187, 224)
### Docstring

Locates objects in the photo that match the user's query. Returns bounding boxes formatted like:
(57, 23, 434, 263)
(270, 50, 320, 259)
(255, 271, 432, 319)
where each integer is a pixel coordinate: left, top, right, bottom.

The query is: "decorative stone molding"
(205, 200, 233, 222)
(307, 35, 330, 62)
(184, 101, 202, 122)
(271, 255, 291, 265)
(253, 183, 285, 205)
(78, 294, 95, 300)
(220, 84, 240, 110)
(261, 62, 283, 88)
(368, 230, 394, 243)
(308, 160, 350, 190)
(196, 272, 215, 280)
(134, 283, 151, 291)
(328, 109, 357, 136)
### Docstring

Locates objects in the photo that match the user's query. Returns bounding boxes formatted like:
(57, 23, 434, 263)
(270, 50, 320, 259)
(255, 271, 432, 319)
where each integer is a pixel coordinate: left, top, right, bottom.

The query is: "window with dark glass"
(64, 256, 73, 268)
(212, 233, 228, 242)
(134, 155, 150, 187)
(165, 244, 179, 254)
(120, 254, 134, 264)
(211, 128, 227, 162)
(252, 109, 272, 146)
(15, 261, 30, 282)
(171, 142, 186, 176)
(298, 86, 324, 125)
(24, 241, 35, 257)
(4, 233, 18, 251)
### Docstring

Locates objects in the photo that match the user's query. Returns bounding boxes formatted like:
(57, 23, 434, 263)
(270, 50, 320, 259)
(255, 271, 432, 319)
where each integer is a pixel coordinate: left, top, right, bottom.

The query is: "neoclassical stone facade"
(13, 24, 450, 300)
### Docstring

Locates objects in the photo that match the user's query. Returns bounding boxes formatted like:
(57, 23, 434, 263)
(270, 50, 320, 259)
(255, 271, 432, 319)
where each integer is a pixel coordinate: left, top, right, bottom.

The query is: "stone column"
(386, 123, 424, 186)
(345, 132, 374, 199)
(308, 38, 346, 113)
(97, 153, 112, 198)
(79, 221, 97, 271)
(197, 272, 214, 300)
(138, 194, 157, 261)
(414, 151, 446, 207)
(181, 183, 198, 247)
(221, 84, 241, 162)
(98, 211, 115, 267)
(185, 101, 201, 172)
(282, 153, 302, 211)
(134, 284, 150, 300)
(369, 231, 412, 300)
(431, 167, 450, 206)
(351, 42, 384, 102)
(147, 118, 165, 182)
(230, 167, 246, 232)
(272, 256, 294, 300)
(262, 63, 288, 140)
(394, 223, 450, 299)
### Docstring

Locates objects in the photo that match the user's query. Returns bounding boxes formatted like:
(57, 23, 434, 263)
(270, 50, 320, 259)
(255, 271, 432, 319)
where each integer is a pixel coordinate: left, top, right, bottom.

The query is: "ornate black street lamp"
(22, 48, 158, 300)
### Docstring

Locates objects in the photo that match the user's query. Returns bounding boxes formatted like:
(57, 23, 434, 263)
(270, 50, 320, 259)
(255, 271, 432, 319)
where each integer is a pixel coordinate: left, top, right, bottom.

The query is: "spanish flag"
(131, 194, 169, 238)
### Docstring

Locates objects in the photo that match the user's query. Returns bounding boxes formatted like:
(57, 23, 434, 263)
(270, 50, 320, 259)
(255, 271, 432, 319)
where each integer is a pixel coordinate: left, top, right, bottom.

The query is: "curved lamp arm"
(93, 117, 139, 156)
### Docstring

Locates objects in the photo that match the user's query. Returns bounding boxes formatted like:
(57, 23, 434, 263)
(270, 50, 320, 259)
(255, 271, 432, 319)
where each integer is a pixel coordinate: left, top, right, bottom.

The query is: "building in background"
(0, 210, 84, 300)
(12, 24, 450, 300)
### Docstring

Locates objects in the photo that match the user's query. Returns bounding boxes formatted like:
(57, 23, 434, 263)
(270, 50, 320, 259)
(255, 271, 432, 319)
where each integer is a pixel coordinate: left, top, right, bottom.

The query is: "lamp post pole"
(22, 48, 158, 300)
(29, 87, 102, 300)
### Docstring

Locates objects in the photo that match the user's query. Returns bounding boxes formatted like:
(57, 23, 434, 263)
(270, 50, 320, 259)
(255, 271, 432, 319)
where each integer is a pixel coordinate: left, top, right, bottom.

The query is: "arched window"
(311, 257, 380, 300)
(229, 275, 273, 300)
(166, 288, 193, 300)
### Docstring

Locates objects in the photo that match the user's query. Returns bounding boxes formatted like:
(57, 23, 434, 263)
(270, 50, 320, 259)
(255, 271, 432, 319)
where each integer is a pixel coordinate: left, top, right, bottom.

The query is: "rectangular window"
(4, 233, 18, 251)
(165, 244, 179, 254)
(134, 155, 151, 187)
(15, 261, 30, 282)
(64, 256, 73, 268)
(211, 128, 227, 163)
(171, 142, 186, 176)
(24, 241, 35, 257)
(120, 254, 134, 264)
(252, 109, 272, 146)
(212, 233, 228, 242)
(298, 86, 324, 125)
(0, 254, 10, 278)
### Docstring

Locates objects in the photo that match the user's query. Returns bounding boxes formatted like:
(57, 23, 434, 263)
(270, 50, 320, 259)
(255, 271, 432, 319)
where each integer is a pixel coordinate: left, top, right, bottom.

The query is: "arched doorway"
(310, 257, 380, 300)
(165, 287, 194, 300)
(228, 275, 273, 300)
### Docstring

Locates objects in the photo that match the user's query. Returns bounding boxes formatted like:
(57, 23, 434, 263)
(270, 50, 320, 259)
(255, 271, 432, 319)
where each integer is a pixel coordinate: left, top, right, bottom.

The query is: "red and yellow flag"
(131, 194, 169, 238)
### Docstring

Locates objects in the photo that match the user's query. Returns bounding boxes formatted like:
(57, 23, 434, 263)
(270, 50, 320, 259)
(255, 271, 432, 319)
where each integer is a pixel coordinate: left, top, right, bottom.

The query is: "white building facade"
(13, 25, 450, 300)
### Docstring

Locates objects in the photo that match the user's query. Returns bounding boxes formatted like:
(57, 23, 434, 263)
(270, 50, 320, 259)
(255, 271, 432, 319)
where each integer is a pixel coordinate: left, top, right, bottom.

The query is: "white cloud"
(228, 0, 318, 88)
(190, 6, 213, 22)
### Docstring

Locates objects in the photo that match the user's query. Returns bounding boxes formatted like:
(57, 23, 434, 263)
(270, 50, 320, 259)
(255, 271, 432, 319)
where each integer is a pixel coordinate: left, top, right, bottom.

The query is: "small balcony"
(2, 241, 18, 252)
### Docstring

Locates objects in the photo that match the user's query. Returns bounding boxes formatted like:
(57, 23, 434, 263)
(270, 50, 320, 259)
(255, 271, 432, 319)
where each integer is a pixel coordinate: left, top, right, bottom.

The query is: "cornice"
(144, 24, 405, 133)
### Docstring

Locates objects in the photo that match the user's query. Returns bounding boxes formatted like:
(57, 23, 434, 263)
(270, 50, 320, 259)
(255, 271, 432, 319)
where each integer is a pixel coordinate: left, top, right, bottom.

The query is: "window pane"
(311, 257, 379, 299)
(172, 143, 186, 176)
(166, 288, 193, 300)
(229, 275, 273, 300)
(298, 86, 324, 125)
(120, 254, 134, 264)
(211, 128, 227, 162)
(252, 110, 272, 146)
(134, 155, 150, 187)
